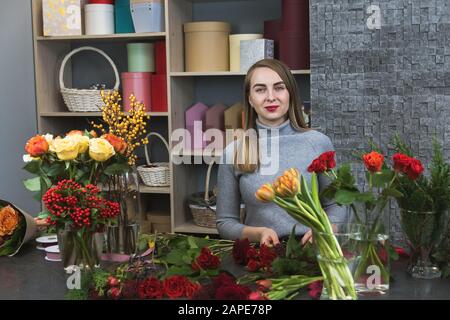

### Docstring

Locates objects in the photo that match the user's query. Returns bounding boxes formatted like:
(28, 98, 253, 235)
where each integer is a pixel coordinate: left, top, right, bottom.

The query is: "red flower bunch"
(307, 151, 336, 173)
(246, 244, 278, 272)
(307, 280, 323, 300)
(191, 247, 221, 271)
(232, 238, 251, 265)
(392, 153, 424, 180)
(192, 272, 252, 300)
(42, 179, 120, 229)
(136, 276, 201, 299)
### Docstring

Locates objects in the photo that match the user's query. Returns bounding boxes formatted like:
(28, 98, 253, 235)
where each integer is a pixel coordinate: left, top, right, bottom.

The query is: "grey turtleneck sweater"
(216, 119, 346, 241)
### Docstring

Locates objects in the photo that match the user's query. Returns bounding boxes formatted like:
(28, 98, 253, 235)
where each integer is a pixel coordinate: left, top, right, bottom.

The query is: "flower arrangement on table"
(42, 179, 120, 269)
(391, 135, 450, 278)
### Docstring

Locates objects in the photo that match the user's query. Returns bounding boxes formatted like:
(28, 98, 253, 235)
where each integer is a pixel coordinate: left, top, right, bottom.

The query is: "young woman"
(216, 59, 345, 245)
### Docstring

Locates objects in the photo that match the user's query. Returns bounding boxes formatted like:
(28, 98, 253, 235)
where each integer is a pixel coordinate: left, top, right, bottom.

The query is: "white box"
(240, 39, 274, 73)
(42, 0, 82, 36)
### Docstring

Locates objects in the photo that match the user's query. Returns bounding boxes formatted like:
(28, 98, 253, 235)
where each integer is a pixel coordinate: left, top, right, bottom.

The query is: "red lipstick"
(265, 105, 279, 112)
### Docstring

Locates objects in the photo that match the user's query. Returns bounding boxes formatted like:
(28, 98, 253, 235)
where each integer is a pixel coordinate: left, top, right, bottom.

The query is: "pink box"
(185, 102, 208, 150)
(121, 72, 152, 111)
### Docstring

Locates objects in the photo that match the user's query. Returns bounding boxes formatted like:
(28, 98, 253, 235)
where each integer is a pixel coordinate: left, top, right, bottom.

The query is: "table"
(1, 243, 449, 300)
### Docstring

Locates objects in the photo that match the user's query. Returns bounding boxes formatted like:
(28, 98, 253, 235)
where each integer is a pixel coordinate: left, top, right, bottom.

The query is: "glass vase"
(400, 208, 444, 279)
(57, 224, 103, 270)
(313, 223, 361, 300)
(349, 203, 391, 295)
(104, 168, 141, 255)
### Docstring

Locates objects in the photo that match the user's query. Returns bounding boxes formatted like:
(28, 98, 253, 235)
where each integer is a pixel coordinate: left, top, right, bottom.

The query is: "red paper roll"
(279, 31, 310, 70)
(155, 41, 167, 75)
(281, 0, 309, 33)
(264, 19, 282, 59)
(151, 74, 168, 112)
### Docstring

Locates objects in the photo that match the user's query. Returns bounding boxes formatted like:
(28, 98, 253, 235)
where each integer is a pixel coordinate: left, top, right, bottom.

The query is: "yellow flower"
(0, 205, 19, 237)
(255, 184, 276, 202)
(51, 137, 79, 161)
(66, 134, 89, 154)
(89, 138, 115, 162)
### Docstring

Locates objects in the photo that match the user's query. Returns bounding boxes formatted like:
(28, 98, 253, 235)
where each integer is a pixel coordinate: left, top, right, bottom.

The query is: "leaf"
(356, 192, 376, 203)
(310, 173, 321, 208)
(23, 177, 41, 192)
(41, 175, 52, 189)
(381, 188, 403, 199)
(65, 161, 70, 170)
(44, 163, 65, 177)
(187, 236, 198, 249)
(165, 265, 193, 277)
(164, 249, 186, 266)
(337, 164, 355, 186)
(370, 169, 394, 188)
(104, 163, 131, 176)
(286, 226, 302, 259)
(23, 160, 42, 174)
(334, 189, 357, 205)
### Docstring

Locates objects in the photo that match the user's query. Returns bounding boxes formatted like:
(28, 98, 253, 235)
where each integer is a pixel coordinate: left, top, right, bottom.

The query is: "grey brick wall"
(310, 0, 450, 242)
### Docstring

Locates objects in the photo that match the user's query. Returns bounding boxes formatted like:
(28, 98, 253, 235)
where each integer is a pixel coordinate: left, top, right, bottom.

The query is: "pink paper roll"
(121, 72, 152, 112)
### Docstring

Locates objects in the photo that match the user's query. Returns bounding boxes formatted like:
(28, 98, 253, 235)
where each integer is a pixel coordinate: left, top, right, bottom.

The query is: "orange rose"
(25, 135, 49, 157)
(362, 151, 384, 173)
(102, 133, 127, 154)
(66, 130, 83, 136)
(0, 205, 19, 237)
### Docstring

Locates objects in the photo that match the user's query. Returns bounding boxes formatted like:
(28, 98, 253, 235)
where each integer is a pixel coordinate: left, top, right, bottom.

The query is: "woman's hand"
(260, 228, 280, 246)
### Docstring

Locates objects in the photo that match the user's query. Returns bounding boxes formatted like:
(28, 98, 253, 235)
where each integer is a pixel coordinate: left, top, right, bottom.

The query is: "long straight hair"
(234, 59, 309, 173)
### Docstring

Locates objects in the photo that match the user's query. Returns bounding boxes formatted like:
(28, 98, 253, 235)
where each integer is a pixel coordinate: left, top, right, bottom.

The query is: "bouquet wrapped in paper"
(0, 199, 37, 256)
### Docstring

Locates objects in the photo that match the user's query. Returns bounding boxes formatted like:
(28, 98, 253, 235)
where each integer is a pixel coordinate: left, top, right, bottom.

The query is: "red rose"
(185, 281, 201, 299)
(212, 272, 236, 290)
(232, 238, 251, 265)
(107, 276, 120, 287)
(246, 247, 258, 260)
(362, 151, 385, 173)
(195, 247, 221, 270)
(247, 259, 261, 272)
(405, 158, 424, 180)
(215, 284, 251, 300)
(191, 284, 216, 300)
(392, 153, 411, 172)
(138, 277, 163, 299)
(319, 151, 336, 169)
(259, 244, 277, 269)
(163, 275, 188, 299)
(307, 158, 328, 173)
(25, 135, 49, 157)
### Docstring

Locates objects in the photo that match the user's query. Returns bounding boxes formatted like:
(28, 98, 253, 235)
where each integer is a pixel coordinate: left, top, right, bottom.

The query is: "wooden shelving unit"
(31, 0, 310, 235)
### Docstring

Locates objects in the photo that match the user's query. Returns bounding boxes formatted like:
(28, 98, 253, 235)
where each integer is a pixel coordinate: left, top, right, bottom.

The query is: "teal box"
(115, 0, 135, 33)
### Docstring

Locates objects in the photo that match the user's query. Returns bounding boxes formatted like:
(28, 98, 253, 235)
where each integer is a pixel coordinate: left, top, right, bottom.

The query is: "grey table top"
(1, 243, 449, 300)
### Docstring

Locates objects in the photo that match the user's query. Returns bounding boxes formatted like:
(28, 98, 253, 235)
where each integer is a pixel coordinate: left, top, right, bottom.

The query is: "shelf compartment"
(170, 70, 310, 76)
(36, 32, 166, 42)
(173, 220, 218, 235)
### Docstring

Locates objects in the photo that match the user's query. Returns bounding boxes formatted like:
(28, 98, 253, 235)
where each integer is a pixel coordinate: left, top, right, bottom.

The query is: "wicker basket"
(137, 132, 170, 187)
(59, 46, 120, 112)
(189, 161, 245, 228)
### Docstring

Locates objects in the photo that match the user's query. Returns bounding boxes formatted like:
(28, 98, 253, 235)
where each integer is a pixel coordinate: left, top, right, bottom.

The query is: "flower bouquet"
(43, 179, 120, 269)
(392, 136, 450, 278)
(256, 168, 357, 300)
(0, 199, 36, 256)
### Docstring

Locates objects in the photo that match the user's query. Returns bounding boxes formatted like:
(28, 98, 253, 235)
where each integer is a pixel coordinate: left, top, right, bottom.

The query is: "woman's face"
(248, 67, 290, 127)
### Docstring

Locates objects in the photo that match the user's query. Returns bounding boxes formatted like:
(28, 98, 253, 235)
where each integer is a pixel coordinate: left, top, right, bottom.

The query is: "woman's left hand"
(301, 229, 313, 245)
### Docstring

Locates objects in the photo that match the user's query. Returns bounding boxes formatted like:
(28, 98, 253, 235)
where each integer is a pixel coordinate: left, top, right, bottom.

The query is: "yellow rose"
(51, 137, 79, 161)
(0, 205, 19, 237)
(66, 134, 89, 154)
(89, 138, 115, 162)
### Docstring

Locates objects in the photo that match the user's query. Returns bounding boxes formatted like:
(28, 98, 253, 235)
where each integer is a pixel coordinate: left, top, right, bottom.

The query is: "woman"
(216, 59, 345, 245)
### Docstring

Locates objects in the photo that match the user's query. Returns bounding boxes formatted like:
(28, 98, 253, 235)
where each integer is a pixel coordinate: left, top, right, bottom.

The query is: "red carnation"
(307, 158, 328, 173)
(232, 238, 251, 265)
(392, 153, 411, 172)
(405, 157, 424, 180)
(163, 275, 188, 299)
(138, 277, 163, 299)
(319, 151, 336, 169)
(362, 151, 385, 173)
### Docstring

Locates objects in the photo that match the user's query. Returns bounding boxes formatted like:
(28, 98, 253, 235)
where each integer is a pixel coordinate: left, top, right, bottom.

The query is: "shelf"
(139, 185, 171, 194)
(174, 221, 218, 235)
(170, 70, 310, 77)
(36, 32, 166, 42)
(39, 112, 169, 117)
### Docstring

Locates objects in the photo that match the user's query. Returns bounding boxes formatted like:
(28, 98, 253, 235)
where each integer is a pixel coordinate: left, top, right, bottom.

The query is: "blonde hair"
(234, 59, 309, 173)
